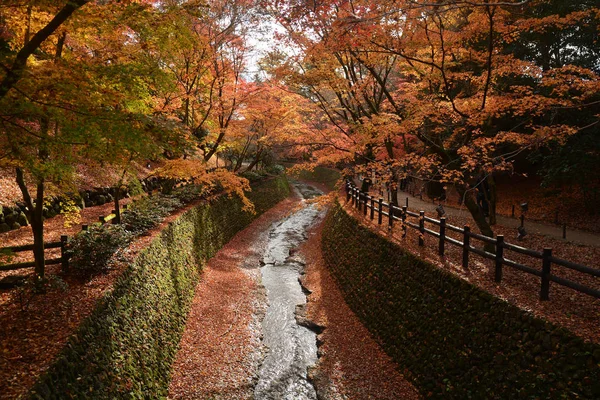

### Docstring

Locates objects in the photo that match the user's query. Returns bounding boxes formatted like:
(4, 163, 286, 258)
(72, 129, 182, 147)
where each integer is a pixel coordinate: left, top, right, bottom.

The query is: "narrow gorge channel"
(254, 182, 324, 400)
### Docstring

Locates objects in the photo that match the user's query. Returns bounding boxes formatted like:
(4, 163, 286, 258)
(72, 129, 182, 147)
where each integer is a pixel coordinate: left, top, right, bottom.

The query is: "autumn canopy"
(0, 0, 599, 278)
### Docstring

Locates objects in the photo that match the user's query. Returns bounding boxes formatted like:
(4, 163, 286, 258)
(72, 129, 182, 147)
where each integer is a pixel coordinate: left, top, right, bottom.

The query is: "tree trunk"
(31, 184, 45, 281)
(245, 148, 263, 172)
(15, 168, 46, 281)
(457, 185, 495, 251)
(113, 186, 121, 224)
(486, 175, 497, 225)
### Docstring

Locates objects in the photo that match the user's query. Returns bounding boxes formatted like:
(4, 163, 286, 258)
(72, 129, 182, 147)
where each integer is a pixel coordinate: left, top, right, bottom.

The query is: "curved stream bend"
(254, 182, 323, 400)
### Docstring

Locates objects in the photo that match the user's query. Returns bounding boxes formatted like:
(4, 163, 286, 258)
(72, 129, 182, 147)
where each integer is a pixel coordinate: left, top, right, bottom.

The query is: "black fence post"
(60, 235, 69, 272)
(378, 199, 383, 225)
(540, 248, 552, 301)
(363, 193, 368, 216)
(439, 217, 446, 256)
(388, 203, 395, 229)
(562, 223, 566, 239)
(406, 197, 409, 208)
(402, 206, 407, 238)
(419, 211, 425, 246)
(495, 235, 504, 282)
(462, 225, 470, 270)
(370, 197, 375, 220)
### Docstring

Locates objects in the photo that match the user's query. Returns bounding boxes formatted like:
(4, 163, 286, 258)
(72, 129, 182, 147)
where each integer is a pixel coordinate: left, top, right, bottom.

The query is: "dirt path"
(394, 189, 600, 247)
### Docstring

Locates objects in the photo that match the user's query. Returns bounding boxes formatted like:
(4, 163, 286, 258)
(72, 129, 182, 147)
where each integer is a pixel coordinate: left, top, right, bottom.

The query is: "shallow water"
(254, 182, 323, 400)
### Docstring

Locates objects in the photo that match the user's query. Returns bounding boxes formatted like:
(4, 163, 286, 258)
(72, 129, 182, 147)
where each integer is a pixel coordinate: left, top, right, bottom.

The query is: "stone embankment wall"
(322, 202, 599, 399)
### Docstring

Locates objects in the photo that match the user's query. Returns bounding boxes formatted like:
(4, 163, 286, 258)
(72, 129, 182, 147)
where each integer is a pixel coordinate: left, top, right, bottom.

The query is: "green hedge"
(29, 176, 290, 399)
(322, 202, 600, 399)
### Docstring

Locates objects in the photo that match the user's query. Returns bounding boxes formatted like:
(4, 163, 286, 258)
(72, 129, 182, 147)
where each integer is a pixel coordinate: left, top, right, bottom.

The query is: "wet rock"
(296, 304, 326, 334)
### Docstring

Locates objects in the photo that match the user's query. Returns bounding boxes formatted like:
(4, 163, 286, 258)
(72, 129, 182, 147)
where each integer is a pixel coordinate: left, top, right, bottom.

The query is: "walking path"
(377, 188, 600, 247)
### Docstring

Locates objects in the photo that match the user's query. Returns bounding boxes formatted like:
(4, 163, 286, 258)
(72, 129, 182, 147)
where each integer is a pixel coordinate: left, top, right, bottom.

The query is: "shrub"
(171, 184, 204, 204)
(67, 224, 133, 275)
(265, 164, 285, 175)
(122, 195, 182, 234)
(239, 171, 263, 182)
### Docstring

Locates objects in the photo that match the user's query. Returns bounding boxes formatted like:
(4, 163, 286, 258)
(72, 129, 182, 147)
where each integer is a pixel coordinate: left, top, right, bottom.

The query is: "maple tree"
(262, 0, 600, 238)
(0, 1, 193, 280)
(0, 0, 266, 280)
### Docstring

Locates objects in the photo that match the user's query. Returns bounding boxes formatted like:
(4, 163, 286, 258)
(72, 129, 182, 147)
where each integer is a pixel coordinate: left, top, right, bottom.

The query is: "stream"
(254, 182, 324, 400)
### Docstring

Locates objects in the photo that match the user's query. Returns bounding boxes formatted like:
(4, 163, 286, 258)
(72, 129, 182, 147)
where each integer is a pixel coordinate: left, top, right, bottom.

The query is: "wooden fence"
(0, 235, 69, 272)
(346, 182, 600, 301)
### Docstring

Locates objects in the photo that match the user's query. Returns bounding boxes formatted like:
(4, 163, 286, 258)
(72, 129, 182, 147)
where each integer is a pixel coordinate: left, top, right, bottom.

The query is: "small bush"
(171, 184, 204, 204)
(240, 171, 263, 182)
(122, 195, 182, 234)
(265, 164, 285, 175)
(67, 224, 133, 275)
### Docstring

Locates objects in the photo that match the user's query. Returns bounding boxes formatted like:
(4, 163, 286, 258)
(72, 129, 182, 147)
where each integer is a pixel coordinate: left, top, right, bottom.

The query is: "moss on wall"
(322, 202, 600, 399)
(29, 176, 290, 399)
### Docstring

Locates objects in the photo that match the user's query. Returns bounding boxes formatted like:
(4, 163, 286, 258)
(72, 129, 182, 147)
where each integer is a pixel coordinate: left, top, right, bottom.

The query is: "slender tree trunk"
(486, 175, 497, 225)
(457, 186, 495, 251)
(15, 168, 46, 281)
(383, 139, 399, 205)
(113, 186, 121, 224)
(31, 181, 45, 280)
(245, 148, 263, 172)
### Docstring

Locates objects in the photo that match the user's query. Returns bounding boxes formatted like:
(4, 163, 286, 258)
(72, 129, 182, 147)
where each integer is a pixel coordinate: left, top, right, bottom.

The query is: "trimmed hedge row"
(29, 176, 290, 399)
(322, 202, 600, 399)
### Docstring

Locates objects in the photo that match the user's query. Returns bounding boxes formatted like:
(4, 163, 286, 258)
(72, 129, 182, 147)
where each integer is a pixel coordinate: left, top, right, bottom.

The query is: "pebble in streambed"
(254, 183, 323, 400)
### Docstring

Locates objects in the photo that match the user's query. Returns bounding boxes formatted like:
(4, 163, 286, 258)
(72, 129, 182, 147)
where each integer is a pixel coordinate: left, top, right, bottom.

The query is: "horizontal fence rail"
(1, 235, 69, 272)
(345, 182, 600, 301)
